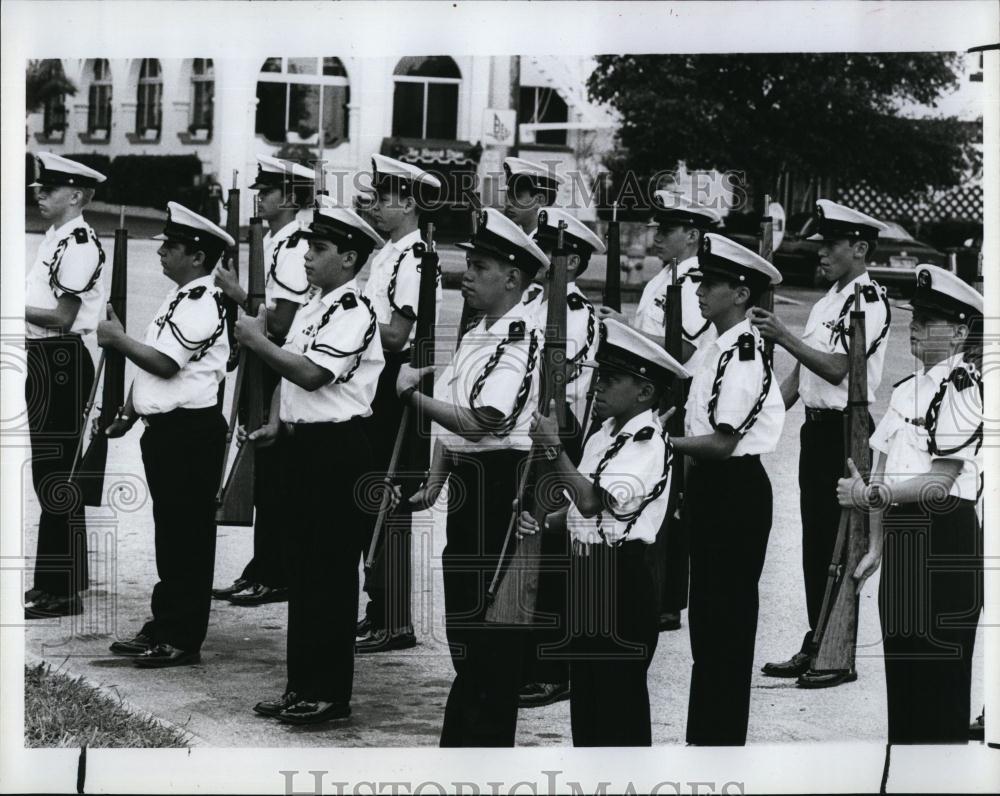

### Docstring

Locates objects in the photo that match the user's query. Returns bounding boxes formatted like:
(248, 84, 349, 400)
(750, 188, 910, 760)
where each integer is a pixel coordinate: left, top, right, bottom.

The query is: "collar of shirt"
(318, 277, 361, 308)
(379, 228, 422, 261)
(476, 298, 536, 338)
(676, 255, 699, 277)
(827, 270, 873, 300)
(921, 352, 967, 386)
(265, 218, 301, 246)
(593, 407, 661, 447)
(712, 317, 754, 353)
(171, 273, 216, 298)
(45, 214, 86, 242)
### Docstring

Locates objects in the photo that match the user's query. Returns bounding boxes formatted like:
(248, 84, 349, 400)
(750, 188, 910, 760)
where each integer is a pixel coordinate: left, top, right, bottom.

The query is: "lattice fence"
(836, 181, 983, 223)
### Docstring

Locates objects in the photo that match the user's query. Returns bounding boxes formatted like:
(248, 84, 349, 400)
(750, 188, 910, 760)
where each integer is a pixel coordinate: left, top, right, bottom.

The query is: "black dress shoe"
(970, 709, 985, 742)
(133, 643, 201, 669)
(25, 588, 43, 603)
(25, 593, 82, 619)
(762, 651, 811, 678)
(518, 681, 571, 709)
(355, 629, 417, 654)
(253, 692, 299, 718)
(796, 668, 858, 689)
(277, 700, 351, 726)
(211, 578, 251, 600)
(658, 611, 682, 631)
(356, 617, 373, 638)
(229, 584, 289, 606)
(109, 633, 154, 657)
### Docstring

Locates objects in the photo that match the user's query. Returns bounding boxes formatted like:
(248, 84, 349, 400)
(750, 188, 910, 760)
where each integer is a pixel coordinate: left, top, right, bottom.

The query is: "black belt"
(143, 406, 220, 427)
(804, 407, 845, 423)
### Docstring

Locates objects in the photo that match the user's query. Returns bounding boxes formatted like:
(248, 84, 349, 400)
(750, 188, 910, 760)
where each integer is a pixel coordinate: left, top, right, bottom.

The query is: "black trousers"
(881, 498, 982, 744)
(139, 407, 226, 651)
(570, 541, 659, 746)
(686, 455, 772, 746)
(360, 352, 413, 632)
(440, 449, 528, 747)
(240, 364, 287, 587)
(798, 413, 873, 649)
(26, 336, 94, 597)
(281, 419, 371, 703)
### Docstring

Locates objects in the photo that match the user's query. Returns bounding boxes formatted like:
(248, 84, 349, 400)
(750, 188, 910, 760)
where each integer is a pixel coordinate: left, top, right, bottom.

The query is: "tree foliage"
(587, 53, 979, 205)
(26, 59, 77, 115)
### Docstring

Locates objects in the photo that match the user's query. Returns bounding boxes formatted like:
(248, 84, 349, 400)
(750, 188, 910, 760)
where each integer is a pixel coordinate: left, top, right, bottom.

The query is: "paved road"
(18, 236, 984, 746)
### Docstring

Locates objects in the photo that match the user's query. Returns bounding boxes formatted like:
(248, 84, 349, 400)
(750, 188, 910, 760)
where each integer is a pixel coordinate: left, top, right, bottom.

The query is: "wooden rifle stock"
(758, 194, 775, 363)
(486, 219, 569, 625)
(221, 171, 241, 379)
(810, 284, 870, 672)
(70, 206, 128, 506)
(215, 205, 267, 526)
(365, 226, 440, 569)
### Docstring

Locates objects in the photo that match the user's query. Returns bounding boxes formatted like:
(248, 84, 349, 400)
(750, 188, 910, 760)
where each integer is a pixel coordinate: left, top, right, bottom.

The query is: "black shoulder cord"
(156, 289, 226, 362)
(468, 329, 541, 437)
(267, 235, 309, 295)
(567, 298, 596, 383)
(387, 245, 419, 317)
(309, 292, 378, 384)
(925, 364, 983, 456)
(831, 281, 891, 359)
(707, 337, 773, 435)
(46, 229, 105, 297)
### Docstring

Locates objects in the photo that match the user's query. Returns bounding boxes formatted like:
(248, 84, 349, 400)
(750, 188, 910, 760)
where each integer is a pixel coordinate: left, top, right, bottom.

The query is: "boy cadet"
(99, 203, 231, 667)
(517, 319, 690, 745)
(752, 199, 891, 688)
(24, 153, 107, 619)
(211, 155, 315, 606)
(236, 198, 385, 725)
(599, 190, 721, 366)
(516, 207, 604, 709)
(356, 154, 442, 654)
(670, 233, 784, 745)
(394, 207, 546, 746)
(837, 265, 983, 744)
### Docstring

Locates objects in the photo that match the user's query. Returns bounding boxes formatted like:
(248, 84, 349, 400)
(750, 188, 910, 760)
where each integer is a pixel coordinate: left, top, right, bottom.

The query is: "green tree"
(587, 53, 979, 211)
(26, 59, 76, 116)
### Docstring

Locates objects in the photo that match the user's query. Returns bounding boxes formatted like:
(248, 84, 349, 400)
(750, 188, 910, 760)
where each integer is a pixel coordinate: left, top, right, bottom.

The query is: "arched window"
(136, 58, 162, 138)
(392, 57, 461, 140)
(518, 86, 569, 146)
(87, 59, 112, 136)
(189, 58, 214, 135)
(255, 57, 350, 146)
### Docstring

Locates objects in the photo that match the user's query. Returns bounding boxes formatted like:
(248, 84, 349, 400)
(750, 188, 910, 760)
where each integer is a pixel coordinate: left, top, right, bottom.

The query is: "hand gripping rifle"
(809, 284, 869, 673)
(215, 197, 267, 526)
(486, 218, 569, 625)
(758, 194, 775, 364)
(365, 224, 440, 570)
(69, 206, 128, 506)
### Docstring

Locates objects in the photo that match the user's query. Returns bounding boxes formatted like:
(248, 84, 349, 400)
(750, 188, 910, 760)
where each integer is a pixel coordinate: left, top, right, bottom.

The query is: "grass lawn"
(24, 663, 190, 748)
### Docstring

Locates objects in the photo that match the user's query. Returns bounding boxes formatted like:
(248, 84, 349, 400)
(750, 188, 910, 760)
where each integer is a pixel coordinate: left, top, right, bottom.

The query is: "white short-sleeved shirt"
(870, 354, 982, 501)
(634, 256, 718, 357)
(279, 279, 384, 424)
(132, 275, 229, 416)
(433, 300, 542, 453)
(264, 219, 310, 310)
(685, 319, 785, 457)
(25, 215, 107, 339)
(526, 282, 600, 422)
(567, 408, 672, 545)
(362, 229, 443, 349)
(798, 272, 890, 409)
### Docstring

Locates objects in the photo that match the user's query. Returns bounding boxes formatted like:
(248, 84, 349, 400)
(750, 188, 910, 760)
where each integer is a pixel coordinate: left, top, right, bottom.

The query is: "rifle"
(69, 206, 128, 506)
(221, 171, 241, 381)
(758, 194, 775, 364)
(809, 284, 869, 672)
(215, 196, 267, 526)
(485, 218, 569, 625)
(365, 224, 440, 569)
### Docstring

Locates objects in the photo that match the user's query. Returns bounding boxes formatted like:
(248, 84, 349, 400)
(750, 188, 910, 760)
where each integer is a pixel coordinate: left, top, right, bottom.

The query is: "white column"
(213, 58, 259, 224)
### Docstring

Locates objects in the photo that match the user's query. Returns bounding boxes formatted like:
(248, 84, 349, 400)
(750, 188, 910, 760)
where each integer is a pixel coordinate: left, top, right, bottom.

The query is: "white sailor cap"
(370, 153, 442, 195)
(457, 207, 550, 278)
(30, 152, 107, 189)
(249, 155, 316, 191)
(690, 232, 782, 288)
(154, 201, 235, 252)
(647, 190, 722, 230)
(301, 195, 385, 256)
(806, 199, 887, 242)
(503, 156, 563, 197)
(903, 264, 983, 322)
(584, 319, 691, 383)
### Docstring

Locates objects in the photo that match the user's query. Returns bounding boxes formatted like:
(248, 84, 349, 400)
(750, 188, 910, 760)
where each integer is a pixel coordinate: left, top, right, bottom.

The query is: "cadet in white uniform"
(670, 233, 785, 746)
(752, 200, 892, 688)
(357, 154, 442, 654)
(518, 319, 690, 745)
(24, 153, 107, 619)
(503, 156, 562, 237)
(211, 155, 314, 607)
(100, 203, 231, 667)
(236, 198, 384, 726)
(837, 265, 983, 744)
(395, 208, 546, 746)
